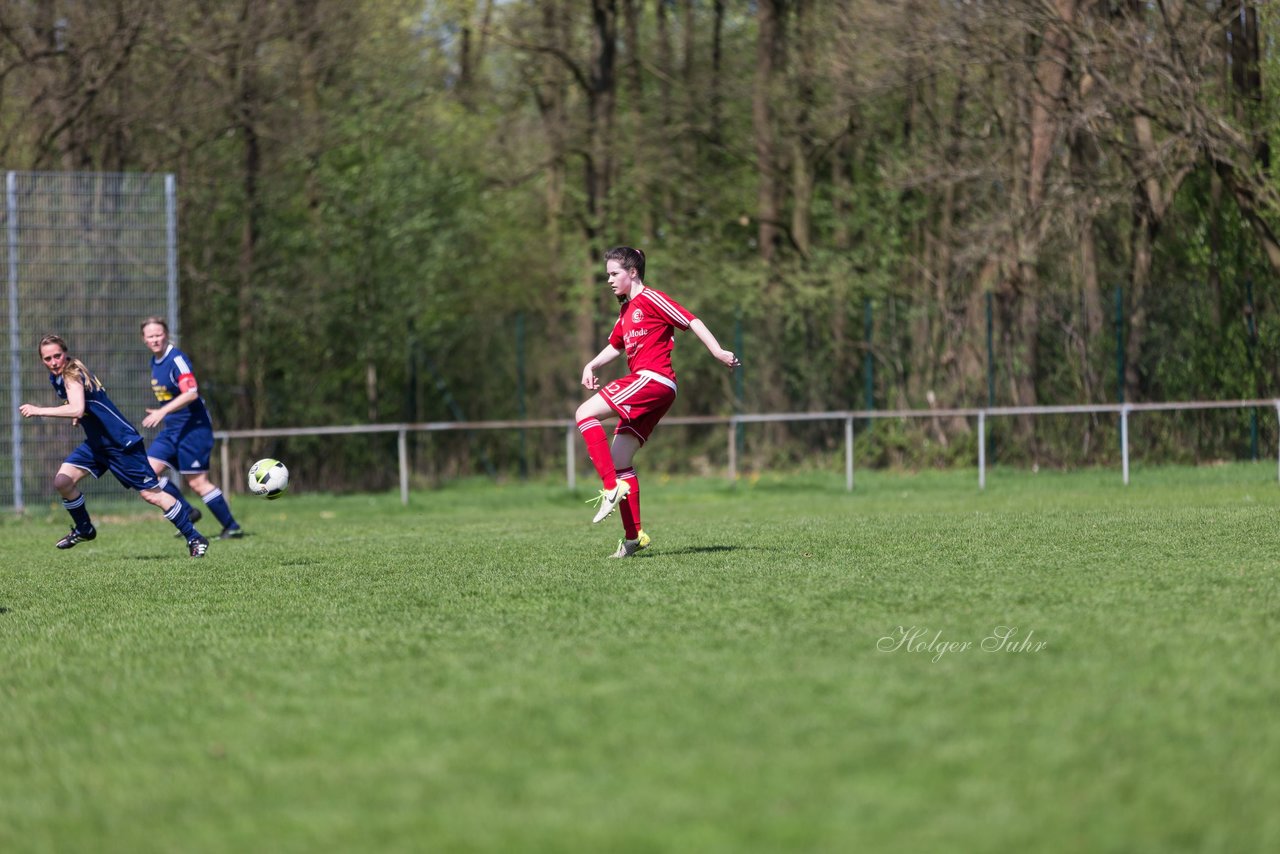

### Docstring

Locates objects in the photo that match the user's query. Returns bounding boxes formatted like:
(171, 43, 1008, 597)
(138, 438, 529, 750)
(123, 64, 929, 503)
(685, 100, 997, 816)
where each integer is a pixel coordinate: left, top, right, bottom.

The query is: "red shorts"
(600, 371, 677, 445)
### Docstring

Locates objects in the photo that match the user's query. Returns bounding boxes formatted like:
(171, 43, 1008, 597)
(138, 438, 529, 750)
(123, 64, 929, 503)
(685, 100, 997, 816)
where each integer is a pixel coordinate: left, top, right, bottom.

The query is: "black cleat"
(56, 526, 97, 549)
(174, 506, 203, 536)
(188, 535, 210, 558)
(218, 525, 244, 540)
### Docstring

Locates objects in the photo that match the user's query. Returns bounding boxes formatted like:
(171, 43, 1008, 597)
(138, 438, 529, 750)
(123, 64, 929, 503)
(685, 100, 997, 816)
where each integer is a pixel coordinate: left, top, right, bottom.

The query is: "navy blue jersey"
(150, 344, 212, 432)
(51, 372, 144, 450)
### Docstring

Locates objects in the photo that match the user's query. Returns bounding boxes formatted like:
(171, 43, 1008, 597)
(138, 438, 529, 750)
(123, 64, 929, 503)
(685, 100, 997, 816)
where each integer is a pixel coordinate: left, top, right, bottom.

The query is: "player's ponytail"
(68, 357, 103, 391)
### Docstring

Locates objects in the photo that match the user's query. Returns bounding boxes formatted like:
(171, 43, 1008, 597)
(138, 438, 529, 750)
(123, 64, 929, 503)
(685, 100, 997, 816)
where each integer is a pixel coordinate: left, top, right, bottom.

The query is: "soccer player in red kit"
(576, 246, 740, 557)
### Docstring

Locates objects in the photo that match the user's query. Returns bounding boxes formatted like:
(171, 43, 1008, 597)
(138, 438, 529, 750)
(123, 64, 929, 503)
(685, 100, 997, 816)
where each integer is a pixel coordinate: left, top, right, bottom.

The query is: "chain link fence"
(2, 171, 178, 512)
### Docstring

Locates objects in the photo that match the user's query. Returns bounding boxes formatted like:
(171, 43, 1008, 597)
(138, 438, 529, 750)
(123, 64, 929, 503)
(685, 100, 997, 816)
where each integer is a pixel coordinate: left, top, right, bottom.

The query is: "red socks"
(617, 466, 640, 539)
(577, 418, 617, 489)
(578, 419, 644, 539)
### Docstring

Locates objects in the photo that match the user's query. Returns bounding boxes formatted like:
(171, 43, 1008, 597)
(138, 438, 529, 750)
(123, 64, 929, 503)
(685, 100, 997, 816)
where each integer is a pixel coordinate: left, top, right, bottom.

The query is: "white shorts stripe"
(637, 370, 677, 391)
(611, 377, 652, 404)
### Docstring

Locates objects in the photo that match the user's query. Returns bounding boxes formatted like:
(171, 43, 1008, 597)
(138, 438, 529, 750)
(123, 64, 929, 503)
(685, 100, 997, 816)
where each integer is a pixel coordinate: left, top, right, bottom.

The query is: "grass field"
(3, 464, 1280, 853)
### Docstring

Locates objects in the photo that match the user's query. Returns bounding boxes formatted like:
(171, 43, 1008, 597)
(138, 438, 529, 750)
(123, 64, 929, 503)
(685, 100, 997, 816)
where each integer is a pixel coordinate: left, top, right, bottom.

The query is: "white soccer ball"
(248, 458, 289, 500)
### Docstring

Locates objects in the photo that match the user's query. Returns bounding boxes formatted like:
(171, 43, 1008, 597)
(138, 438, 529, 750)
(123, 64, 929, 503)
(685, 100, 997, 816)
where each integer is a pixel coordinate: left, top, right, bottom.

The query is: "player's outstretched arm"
(688, 319, 740, 370)
(19, 376, 86, 419)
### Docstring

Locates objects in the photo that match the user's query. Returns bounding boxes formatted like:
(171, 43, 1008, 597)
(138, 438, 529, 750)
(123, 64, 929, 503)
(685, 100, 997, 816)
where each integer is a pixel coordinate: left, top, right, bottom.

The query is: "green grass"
(3, 464, 1280, 853)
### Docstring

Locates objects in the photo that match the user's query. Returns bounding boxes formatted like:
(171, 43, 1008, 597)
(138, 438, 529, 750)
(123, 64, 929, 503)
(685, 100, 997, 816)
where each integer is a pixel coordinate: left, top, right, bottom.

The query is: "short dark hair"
(604, 246, 645, 280)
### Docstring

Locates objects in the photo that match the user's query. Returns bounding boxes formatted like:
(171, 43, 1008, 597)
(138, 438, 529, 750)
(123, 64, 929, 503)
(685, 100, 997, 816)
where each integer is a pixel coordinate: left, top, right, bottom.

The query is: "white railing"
(214, 399, 1280, 505)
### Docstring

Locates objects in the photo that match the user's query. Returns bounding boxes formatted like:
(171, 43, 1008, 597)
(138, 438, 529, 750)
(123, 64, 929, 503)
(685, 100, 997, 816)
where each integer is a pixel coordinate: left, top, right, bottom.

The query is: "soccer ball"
(248, 458, 289, 500)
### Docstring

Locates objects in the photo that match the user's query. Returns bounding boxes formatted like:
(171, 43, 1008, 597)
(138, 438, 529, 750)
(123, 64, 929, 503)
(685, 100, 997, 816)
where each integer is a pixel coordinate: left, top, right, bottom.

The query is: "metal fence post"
(1121, 405, 1130, 485)
(165, 174, 179, 338)
(566, 423, 576, 490)
(398, 428, 409, 506)
(845, 417, 854, 491)
(6, 171, 21, 512)
(978, 411, 986, 490)
(220, 441, 230, 495)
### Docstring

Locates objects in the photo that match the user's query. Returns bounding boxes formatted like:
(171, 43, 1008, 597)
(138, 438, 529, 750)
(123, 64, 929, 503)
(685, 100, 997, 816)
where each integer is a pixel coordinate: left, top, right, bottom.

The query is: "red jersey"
(608, 287, 697, 383)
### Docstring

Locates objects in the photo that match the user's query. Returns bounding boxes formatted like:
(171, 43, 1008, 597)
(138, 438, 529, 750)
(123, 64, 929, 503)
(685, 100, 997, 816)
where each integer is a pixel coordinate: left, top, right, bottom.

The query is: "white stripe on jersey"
(174, 354, 191, 374)
(642, 290, 692, 328)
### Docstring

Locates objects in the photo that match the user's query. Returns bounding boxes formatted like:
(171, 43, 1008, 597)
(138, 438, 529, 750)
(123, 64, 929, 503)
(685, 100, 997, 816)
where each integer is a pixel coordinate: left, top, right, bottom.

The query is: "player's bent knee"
(53, 473, 75, 494)
(576, 398, 613, 423)
(138, 488, 168, 508)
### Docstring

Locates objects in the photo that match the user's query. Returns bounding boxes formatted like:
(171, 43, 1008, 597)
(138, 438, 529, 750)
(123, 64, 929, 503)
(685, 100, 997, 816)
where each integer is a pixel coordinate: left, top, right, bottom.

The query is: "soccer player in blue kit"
(18, 334, 210, 556)
(139, 317, 243, 539)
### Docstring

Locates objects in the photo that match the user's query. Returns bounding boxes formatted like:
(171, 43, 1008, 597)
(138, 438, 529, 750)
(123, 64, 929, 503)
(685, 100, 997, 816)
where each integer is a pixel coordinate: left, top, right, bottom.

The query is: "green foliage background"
(4, 1, 1280, 488)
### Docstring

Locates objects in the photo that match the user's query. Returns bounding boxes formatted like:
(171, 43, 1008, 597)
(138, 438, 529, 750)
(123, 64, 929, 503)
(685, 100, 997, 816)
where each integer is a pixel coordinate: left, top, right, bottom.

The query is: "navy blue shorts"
(65, 441, 162, 491)
(146, 424, 213, 474)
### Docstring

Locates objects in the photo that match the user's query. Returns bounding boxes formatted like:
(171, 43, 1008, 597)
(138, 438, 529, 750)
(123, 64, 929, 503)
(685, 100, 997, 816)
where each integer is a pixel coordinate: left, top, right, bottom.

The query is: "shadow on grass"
(649, 544, 772, 556)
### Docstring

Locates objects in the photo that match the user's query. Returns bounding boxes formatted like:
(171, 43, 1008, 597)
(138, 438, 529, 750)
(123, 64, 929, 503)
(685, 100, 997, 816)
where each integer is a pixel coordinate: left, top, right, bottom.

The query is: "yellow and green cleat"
(609, 529, 651, 558)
